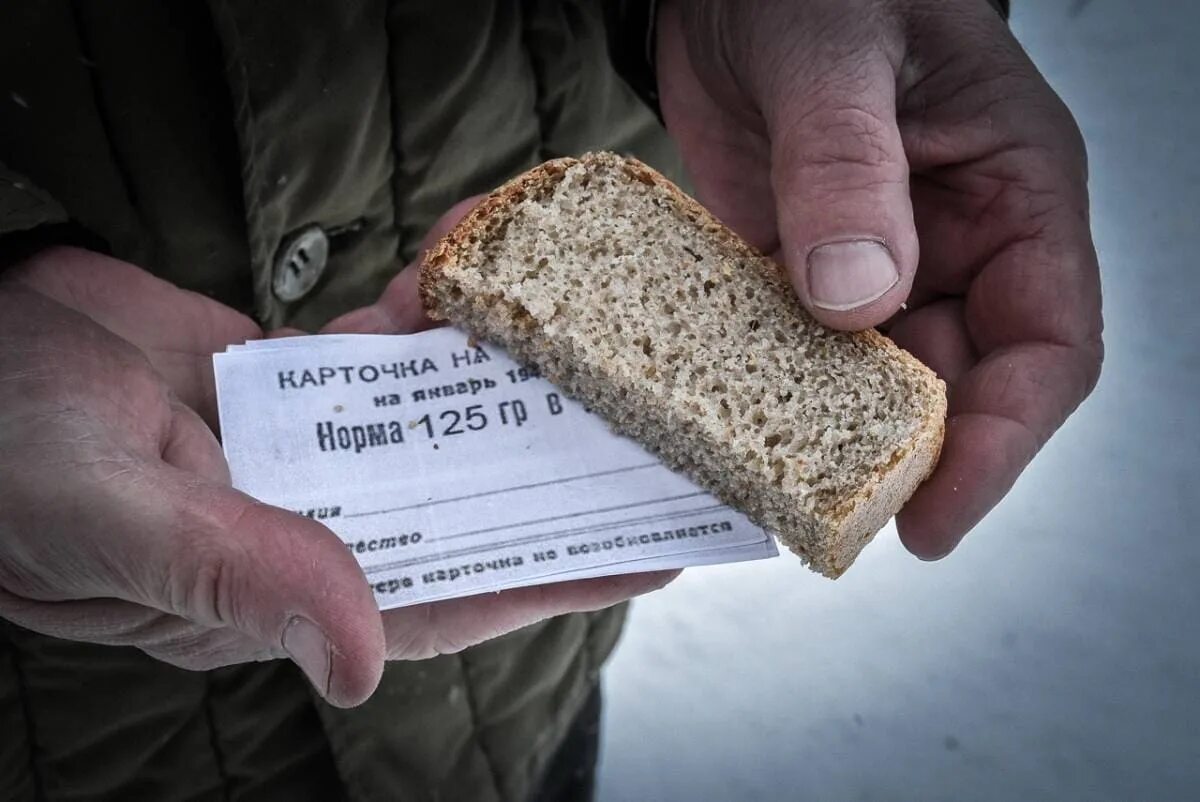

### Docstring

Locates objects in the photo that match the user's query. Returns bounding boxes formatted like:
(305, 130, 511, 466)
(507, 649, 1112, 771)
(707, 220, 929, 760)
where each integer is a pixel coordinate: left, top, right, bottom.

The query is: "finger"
(321, 264, 433, 335)
(897, 411, 1036, 559)
(156, 475, 386, 706)
(418, 194, 488, 254)
(899, 158, 1102, 556)
(11, 460, 386, 707)
(267, 327, 307, 339)
(885, 299, 976, 384)
(898, 339, 1101, 557)
(656, 0, 779, 252)
(382, 570, 679, 660)
(0, 590, 281, 669)
(323, 195, 484, 336)
(766, 34, 917, 331)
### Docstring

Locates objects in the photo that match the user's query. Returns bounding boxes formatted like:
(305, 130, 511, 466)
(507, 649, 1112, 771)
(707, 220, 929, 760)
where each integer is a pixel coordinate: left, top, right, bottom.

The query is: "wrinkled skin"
(364, 0, 1104, 559)
(0, 243, 674, 708)
(655, 0, 1103, 557)
(1, 0, 1103, 708)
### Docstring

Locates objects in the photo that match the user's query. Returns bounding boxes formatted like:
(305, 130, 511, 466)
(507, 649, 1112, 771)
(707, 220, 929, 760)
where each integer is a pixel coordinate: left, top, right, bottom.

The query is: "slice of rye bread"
(420, 152, 946, 578)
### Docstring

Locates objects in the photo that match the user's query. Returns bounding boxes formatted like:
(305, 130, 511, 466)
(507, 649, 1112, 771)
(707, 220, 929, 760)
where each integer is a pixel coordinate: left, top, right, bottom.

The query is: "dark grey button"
(272, 225, 329, 302)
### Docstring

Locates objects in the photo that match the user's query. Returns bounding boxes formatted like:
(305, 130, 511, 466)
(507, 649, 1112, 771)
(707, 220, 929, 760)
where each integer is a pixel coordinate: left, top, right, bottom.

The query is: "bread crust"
(421, 152, 946, 577)
(421, 158, 575, 314)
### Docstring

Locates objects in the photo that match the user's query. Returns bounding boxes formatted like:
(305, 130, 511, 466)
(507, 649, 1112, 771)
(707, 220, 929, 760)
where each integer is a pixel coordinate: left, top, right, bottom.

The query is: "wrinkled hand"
(658, 0, 1104, 557)
(6, 247, 262, 429)
(0, 251, 385, 706)
(2, 246, 673, 707)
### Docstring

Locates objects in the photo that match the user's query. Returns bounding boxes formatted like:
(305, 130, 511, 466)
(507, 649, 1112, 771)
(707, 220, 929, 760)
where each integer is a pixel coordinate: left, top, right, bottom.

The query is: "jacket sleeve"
(0, 160, 67, 236)
(605, 0, 1012, 119)
(0, 160, 106, 270)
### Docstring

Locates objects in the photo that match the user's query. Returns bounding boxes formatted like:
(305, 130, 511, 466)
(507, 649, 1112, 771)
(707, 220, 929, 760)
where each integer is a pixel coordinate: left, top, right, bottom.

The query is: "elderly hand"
(1, 246, 673, 708)
(0, 251, 385, 707)
(656, 0, 1104, 558)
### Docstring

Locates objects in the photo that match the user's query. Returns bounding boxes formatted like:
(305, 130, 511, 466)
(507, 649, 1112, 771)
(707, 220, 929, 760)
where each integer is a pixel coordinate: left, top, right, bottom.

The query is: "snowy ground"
(597, 2, 1200, 800)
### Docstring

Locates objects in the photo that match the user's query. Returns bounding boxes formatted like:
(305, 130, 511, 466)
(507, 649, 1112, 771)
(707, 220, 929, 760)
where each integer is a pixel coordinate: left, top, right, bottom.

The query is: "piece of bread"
(420, 152, 946, 578)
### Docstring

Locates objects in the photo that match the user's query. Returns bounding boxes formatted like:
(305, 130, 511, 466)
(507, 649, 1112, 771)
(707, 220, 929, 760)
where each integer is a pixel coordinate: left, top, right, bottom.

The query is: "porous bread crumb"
(422, 153, 946, 577)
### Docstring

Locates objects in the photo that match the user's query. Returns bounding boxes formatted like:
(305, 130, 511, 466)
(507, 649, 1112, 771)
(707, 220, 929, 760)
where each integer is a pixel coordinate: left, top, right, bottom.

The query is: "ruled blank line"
(437, 491, 706, 543)
(344, 462, 660, 519)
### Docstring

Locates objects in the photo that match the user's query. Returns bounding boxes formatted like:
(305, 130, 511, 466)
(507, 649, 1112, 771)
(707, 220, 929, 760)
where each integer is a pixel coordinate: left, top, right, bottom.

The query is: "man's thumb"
(768, 48, 917, 331)
(106, 467, 386, 707)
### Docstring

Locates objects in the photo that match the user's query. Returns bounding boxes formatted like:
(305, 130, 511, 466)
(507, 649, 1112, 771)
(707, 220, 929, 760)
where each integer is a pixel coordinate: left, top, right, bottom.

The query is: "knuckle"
(1080, 338, 1105, 398)
(967, 150, 1081, 237)
(132, 610, 279, 670)
(1048, 100, 1089, 180)
(780, 101, 905, 195)
(807, 105, 895, 168)
(162, 499, 252, 629)
(145, 633, 269, 672)
(388, 626, 440, 661)
(1008, 177, 1068, 233)
(168, 541, 233, 627)
(386, 604, 455, 661)
(165, 495, 327, 637)
(429, 619, 478, 657)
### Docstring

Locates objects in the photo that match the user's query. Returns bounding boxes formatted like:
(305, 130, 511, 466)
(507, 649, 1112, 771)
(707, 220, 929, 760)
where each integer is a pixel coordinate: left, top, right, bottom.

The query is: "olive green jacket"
(0, 2, 679, 800)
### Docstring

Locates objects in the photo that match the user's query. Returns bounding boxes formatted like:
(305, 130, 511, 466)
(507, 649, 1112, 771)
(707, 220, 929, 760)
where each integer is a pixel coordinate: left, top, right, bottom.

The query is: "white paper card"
(214, 329, 776, 609)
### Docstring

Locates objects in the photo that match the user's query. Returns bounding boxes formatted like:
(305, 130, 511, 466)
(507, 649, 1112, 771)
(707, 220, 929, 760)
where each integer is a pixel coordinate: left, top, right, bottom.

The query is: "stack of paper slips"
(214, 328, 777, 610)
